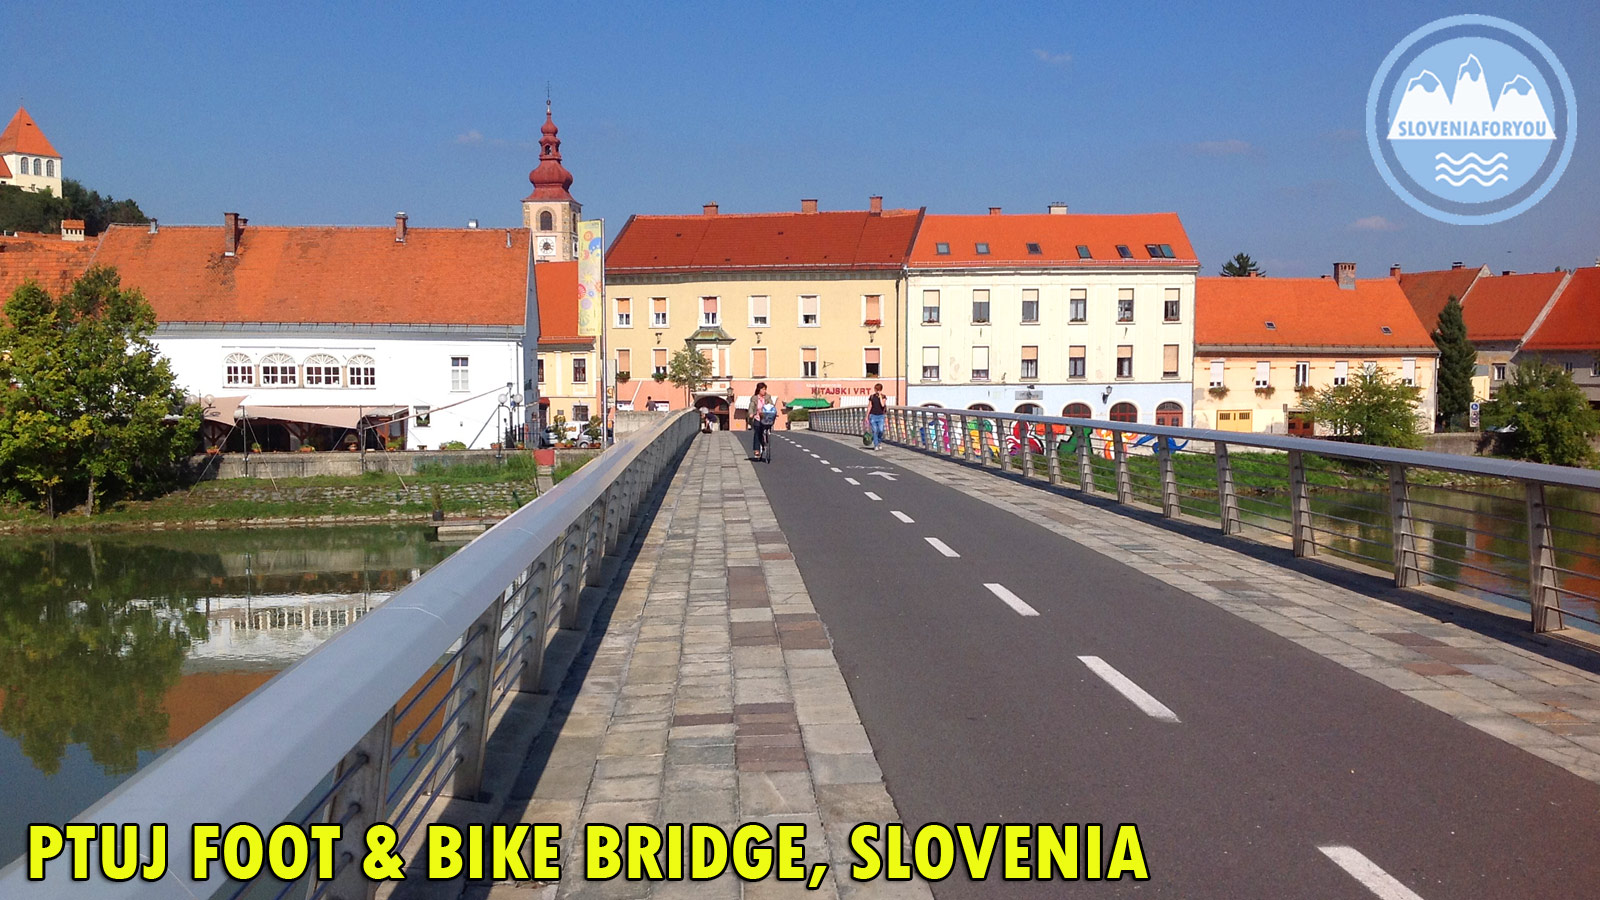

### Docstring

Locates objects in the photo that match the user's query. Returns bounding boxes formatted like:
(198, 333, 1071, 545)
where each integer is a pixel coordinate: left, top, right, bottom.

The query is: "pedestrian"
(867, 383, 888, 450)
(748, 383, 772, 461)
(701, 407, 715, 434)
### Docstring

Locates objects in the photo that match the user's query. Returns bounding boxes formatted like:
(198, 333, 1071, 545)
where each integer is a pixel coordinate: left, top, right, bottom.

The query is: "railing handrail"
(839, 406, 1600, 492)
(0, 411, 694, 897)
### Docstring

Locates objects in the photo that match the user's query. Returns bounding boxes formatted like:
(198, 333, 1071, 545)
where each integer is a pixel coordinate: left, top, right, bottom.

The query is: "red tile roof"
(531, 261, 586, 345)
(910, 213, 1197, 267)
(1196, 277, 1434, 350)
(1523, 268, 1600, 351)
(0, 107, 61, 158)
(0, 232, 98, 298)
(607, 208, 923, 274)
(1458, 271, 1567, 342)
(1396, 266, 1484, 329)
(0, 156, 10, 178)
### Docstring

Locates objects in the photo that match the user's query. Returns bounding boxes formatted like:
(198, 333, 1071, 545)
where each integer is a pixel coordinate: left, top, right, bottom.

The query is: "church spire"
(526, 102, 574, 202)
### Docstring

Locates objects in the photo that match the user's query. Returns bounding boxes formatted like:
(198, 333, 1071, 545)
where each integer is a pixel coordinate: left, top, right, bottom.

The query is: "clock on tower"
(522, 101, 580, 263)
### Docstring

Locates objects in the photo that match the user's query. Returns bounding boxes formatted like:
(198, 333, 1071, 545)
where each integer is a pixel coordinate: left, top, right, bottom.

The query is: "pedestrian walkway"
(477, 433, 932, 899)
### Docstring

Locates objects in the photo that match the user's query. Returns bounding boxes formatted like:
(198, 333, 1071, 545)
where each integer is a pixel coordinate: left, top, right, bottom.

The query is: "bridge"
(7, 409, 1600, 899)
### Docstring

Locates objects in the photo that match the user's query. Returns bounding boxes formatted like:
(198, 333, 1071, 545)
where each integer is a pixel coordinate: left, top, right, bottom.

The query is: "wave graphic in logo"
(1434, 151, 1509, 186)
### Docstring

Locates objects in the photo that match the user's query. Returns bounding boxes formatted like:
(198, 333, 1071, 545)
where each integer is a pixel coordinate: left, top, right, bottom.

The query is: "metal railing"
(2, 411, 698, 899)
(817, 406, 1600, 635)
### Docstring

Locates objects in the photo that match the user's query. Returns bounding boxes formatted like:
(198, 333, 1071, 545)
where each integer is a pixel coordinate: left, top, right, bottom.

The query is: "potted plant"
(297, 445, 316, 453)
(1294, 384, 1316, 398)
(1207, 386, 1229, 399)
(251, 441, 264, 453)
(616, 370, 631, 383)
(652, 371, 667, 382)
(1254, 385, 1276, 398)
(430, 485, 445, 522)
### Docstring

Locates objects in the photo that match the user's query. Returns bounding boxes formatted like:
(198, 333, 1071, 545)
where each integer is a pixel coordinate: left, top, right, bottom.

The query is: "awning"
(237, 406, 406, 429)
(201, 396, 247, 425)
(787, 398, 832, 409)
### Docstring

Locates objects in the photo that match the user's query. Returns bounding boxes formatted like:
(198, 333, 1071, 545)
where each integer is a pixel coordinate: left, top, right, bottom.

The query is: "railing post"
(520, 547, 556, 693)
(1526, 481, 1559, 632)
(1076, 426, 1094, 493)
(560, 522, 583, 628)
(999, 419, 1013, 472)
(447, 591, 502, 800)
(1158, 438, 1177, 516)
(1215, 441, 1239, 534)
(1389, 463, 1419, 588)
(1046, 429, 1061, 485)
(1021, 423, 1035, 478)
(1289, 450, 1313, 557)
(584, 498, 606, 587)
(317, 710, 394, 900)
(1113, 429, 1131, 504)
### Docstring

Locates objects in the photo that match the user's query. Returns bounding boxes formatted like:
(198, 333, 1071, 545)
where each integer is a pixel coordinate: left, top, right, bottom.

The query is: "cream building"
(904, 208, 1198, 425)
(0, 107, 64, 196)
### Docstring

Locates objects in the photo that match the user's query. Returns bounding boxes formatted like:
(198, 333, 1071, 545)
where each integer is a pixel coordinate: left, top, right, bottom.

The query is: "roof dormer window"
(1026, 242, 1042, 255)
(1160, 244, 1175, 257)
(1076, 245, 1092, 259)
(974, 243, 990, 255)
(935, 242, 950, 255)
(1265, 321, 1277, 330)
(1381, 326, 1393, 335)
(1116, 245, 1132, 259)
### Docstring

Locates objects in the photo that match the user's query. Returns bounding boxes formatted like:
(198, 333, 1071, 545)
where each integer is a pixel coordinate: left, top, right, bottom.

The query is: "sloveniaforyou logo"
(1368, 15, 1576, 225)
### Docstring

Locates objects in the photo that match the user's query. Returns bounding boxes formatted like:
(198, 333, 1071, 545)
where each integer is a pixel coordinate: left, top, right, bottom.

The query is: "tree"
(1219, 252, 1264, 277)
(0, 266, 200, 515)
(1304, 367, 1424, 448)
(1480, 359, 1600, 467)
(1432, 295, 1477, 429)
(0, 180, 149, 237)
(666, 346, 713, 402)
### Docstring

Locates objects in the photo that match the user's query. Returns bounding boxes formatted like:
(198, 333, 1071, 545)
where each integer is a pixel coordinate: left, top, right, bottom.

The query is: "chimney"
(1334, 261, 1356, 290)
(223, 212, 246, 256)
(467, 219, 479, 229)
(1502, 269, 1516, 276)
(988, 207, 1003, 216)
(394, 212, 408, 243)
(869, 195, 883, 214)
(1451, 261, 1465, 269)
(148, 219, 159, 235)
(1048, 202, 1069, 215)
(1389, 263, 1401, 277)
(702, 202, 719, 216)
(801, 198, 818, 214)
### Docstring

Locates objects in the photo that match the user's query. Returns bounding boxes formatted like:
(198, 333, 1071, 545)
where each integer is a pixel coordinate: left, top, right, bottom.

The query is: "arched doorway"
(694, 395, 730, 430)
(1155, 402, 1183, 427)
(1015, 403, 1043, 416)
(1062, 403, 1092, 418)
(968, 403, 994, 411)
(1109, 402, 1138, 423)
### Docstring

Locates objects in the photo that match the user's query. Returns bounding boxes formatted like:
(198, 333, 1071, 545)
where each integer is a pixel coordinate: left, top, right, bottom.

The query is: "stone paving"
(807, 430, 1600, 786)
(478, 433, 932, 899)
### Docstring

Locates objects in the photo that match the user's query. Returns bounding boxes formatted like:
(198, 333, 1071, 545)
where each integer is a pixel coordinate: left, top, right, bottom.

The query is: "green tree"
(1219, 252, 1264, 277)
(0, 179, 150, 237)
(1432, 295, 1477, 429)
(666, 346, 713, 402)
(0, 266, 200, 515)
(1480, 359, 1600, 467)
(1305, 367, 1424, 448)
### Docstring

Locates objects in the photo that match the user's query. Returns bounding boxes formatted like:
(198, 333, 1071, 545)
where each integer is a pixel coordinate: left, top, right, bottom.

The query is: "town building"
(1194, 265, 1437, 434)
(1519, 267, 1600, 408)
(0, 107, 63, 196)
(904, 207, 1198, 425)
(603, 199, 922, 425)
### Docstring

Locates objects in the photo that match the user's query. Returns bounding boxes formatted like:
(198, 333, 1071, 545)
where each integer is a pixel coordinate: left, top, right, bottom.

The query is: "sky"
(4, 0, 1596, 278)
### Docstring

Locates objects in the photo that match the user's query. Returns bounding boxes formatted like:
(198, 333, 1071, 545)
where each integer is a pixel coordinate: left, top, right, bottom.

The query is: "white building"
(0, 107, 64, 196)
(904, 207, 1199, 425)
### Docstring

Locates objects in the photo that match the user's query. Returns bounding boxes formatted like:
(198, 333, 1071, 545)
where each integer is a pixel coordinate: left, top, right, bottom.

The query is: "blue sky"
(4, 0, 1595, 277)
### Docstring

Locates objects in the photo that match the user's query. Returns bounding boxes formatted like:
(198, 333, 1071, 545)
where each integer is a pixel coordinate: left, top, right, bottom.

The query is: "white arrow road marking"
(891, 511, 914, 523)
(984, 583, 1039, 616)
(925, 537, 959, 558)
(1318, 847, 1427, 900)
(845, 478, 860, 485)
(1077, 656, 1180, 723)
(864, 491, 881, 501)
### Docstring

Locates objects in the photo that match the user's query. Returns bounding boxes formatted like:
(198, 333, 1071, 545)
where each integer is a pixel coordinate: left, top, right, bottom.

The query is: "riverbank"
(0, 457, 590, 534)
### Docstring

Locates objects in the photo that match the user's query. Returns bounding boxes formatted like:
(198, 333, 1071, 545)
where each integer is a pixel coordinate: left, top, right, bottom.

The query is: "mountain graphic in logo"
(1388, 54, 1555, 142)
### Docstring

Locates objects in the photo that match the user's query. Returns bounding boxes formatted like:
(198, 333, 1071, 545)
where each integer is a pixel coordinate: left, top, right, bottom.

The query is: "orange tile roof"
(0, 107, 61, 157)
(532, 260, 588, 345)
(0, 156, 10, 178)
(0, 232, 98, 298)
(1458, 271, 1567, 342)
(910, 213, 1197, 267)
(1196, 277, 1435, 350)
(1397, 266, 1483, 329)
(607, 208, 923, 274)
(1523, 268, 1600, 351)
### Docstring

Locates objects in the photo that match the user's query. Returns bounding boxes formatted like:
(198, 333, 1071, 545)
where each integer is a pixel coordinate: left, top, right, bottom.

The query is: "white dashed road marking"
(845, 478, 860, 485)
(891, 511, 914, 523)
(831, 467, 841, 473)
(1077, 656, 1180, 723)
(983, 583, 1039, 617)
(1318, 847, 1427, 900)
(821, 460, 830, 465)
(864, 491, 881, 501)
(925, 537, 960, 558)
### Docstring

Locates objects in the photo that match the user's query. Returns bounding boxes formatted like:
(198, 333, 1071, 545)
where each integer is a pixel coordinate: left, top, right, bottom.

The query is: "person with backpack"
(867, 383, 889, 451)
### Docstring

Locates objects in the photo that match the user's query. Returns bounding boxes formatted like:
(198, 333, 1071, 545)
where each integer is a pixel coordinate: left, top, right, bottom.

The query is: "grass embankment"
(0, 456, 592, 533)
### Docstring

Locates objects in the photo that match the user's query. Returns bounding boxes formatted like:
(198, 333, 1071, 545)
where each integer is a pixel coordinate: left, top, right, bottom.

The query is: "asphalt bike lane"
(753, 432, 1600, 899)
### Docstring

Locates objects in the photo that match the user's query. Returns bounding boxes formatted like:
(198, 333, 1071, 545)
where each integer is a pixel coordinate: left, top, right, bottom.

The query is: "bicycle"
(757, 422, 773, 463)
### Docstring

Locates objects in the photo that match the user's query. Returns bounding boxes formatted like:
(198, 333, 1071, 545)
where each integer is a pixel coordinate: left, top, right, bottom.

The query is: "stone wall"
(193, 448, 601, 481)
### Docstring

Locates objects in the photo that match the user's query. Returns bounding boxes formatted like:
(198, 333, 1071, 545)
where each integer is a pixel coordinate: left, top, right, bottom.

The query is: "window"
(616, 348, 630, 377)
(1155, 402, 1183, 427)
(1334, 360, 1349, 386)
(1145, 244, 1163, 258)
(450, 356, 469, 391)
(1069, 288, 1087, 323)
(347, 354, 376, 387)
(1381, 326, 1393, 335)
(971, 346, 989, 382)
(414, 405, 431, 427)
(573, 404, 589, 425)
(1109, 402, 1138, 423)
(33, 159, 42, 176)
(1021, 346, 1039, 380)
(1592, 360, 1600, 378)
(1116, 245, 1133, 259)
(1363, 360, 1378, 376)
(573, 357, 587, 383)
(799, 295, 820, 326)
(1402, 357, 1416, 386)
(615, 297, 632, 327)
(922, 346, 940, 381)
(935, 242, 950, 255)
(1164, 287, 1181, 322)
(971, 289, 990, 324)
(921, 290, 940, 324)
(1026, 242, 1042, 255)
(1021, 289, 1039, 323)
(1160, 244, 1175, 258)
(802, 347, 818, 378)
(1254, 361, 1271, 388)
(304, 353, 341, 387)
(1492, 363, 1506, 381)
(1294, 361, 1310, 388)
(1063, 402, 1091, 418)
(1069, 345, 1086, 379)
(537, 357, 546, 383)
(1209, 360, 1225, 388)
(1563, 361, 1575, 374)
(1116, 345, 1133, 379)
(538, 210, 554, 230)
(974, 243, 990, 255)
(45, 160, 54, 177)
(1266, 321, 1277, 331)
(1117, 288, 1134, 323)
(749, 295, 770, 327)
(1076, 245, 1092, 259)
(260, 352, 297, 386)
(224, 352, 254, 386)
(16, 158, 25, 175)
(1163, 344, 1179, 379)
(1016, 403, 1043, 415)
(653, 348, 668, 376)
(864, 294, 882, 325)
(651, 297, 668, 327)
(751, 347, 768, 378)
(864, 347, 880, 377)
(701, 296, 720, 326)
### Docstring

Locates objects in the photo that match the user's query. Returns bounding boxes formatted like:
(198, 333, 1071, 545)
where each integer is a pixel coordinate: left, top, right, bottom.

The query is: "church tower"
(522, 101, 580, 262)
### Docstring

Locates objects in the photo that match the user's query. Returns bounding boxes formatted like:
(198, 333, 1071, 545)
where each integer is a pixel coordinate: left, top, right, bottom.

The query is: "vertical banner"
(577, 219, 605, 337)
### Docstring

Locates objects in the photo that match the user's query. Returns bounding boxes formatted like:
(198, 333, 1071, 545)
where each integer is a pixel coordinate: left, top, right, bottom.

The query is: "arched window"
(346, 354, 376, 388)
(33, 158, 42, 176)
(1109, 402, 1138, 423)
(1015, 403, 1043, 415)
(260, 352, 297, 386)
(967, 403, 994, 411)
(17, 158, 26, 175)
(303, 353, 341, 387)
(1155, 401, 1183, 427)
(1062, 403, 1092, 418)
(44, 159, 53, 177)
(224, 352, 254, 386)
(538, 210, 554, 231)
(919, 403, 944, 408)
